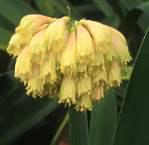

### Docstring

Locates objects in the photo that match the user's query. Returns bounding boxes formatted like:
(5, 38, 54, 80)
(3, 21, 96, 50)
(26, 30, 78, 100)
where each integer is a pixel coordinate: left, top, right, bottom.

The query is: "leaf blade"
(69, 107, 89, 145)
(89, 89, 117, 145)
(113, 27, 149, 145)
(0, 0, 36, 25)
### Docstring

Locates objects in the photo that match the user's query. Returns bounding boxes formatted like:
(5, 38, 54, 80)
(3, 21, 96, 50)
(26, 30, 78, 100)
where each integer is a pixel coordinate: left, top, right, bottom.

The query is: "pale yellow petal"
(92, 68, 107, 85)
(29, 28, 48, 55)
(28, 28, 49, 64)
(92, 83, 104, 101)
(26, 78, 44, 97)
(7, 33, 30, 57)
(46, 16, 70, 53)
(60, 31, 77, 75)
(7, 15, 54, 57)
(108, 61, 121, 86)
(77, 76, 92, 96)
(109, 27, 132, 63)
(75, 94, 92, 111)
(40, 52, 57, 82)
(59, 76, 76, 105)
(15, 47, 32, 80)
(80, 19, 111, 52)
(76, 25, 94, 64)
(16, 14, 54, 34)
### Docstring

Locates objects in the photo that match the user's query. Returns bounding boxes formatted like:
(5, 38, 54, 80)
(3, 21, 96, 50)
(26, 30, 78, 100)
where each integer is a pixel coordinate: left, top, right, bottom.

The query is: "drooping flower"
(109, 27, 132, 63)
(76, 25, 94, 65)
(7, 15, 55, 57)
(60, 31, 77, 75)
(77, 76, 92, 96)
(46, 16, 70, 53)
(59, 76, 76, 105)
(75, 94, 92, 112)
(80, 19, 111, 53)
(7, 15, 131, 111)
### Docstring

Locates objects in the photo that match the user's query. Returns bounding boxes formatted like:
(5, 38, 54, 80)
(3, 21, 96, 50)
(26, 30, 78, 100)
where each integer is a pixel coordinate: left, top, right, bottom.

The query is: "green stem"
(50, 112, 69, 145)
(69, 107, 90, 145)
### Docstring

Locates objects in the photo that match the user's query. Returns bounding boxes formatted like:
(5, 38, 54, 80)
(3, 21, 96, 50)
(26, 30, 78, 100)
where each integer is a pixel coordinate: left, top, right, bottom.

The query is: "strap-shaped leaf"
(69, 107, 89, 145)
(0, 75, 58, 145)
(0, 0, 36, 25)
(92, 0, 116, 17)
(0, 27, 12, 50)
(89, 89, 117, 145)
(113, 27, 149, 145)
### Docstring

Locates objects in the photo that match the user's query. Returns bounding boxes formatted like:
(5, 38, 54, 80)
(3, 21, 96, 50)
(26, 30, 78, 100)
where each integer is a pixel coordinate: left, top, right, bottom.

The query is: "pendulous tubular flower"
(7, 14, 131, 111)
(7, 15, 55, 57)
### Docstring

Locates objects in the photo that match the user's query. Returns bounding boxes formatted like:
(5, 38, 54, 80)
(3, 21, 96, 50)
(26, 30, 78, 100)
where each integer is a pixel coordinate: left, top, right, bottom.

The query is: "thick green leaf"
(113, 27, 149, 145)
(33, 0, 81, 19)
(0, 74, 58, 145)
(69, 107, 89, 145)
(0, 0, 36, 25)
(137, 2, 149, 32)
(0, 27, 12, 49)
(119, 2, 149, 33)
(118, 2, 149, 58)
(93, 0, 116, 17)
(89, 89, 117, 145)
(119, 0, 148, 15)
(33, 0, 60, 17)
(102, 15, 120, 28)
(0, 15, 14, 30)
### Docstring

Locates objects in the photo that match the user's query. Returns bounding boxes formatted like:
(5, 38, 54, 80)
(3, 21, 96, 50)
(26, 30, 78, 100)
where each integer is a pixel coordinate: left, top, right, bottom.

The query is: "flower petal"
(60, 31, 77, 75)
(59, 76, 76, 105)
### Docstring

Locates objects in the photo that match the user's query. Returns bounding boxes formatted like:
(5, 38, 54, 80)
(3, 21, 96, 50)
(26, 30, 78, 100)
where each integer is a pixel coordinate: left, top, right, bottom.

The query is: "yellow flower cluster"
(7, 15, 131, 111)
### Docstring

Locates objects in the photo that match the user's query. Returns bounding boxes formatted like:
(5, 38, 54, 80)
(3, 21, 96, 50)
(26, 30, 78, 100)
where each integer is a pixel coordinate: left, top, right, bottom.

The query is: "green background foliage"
(0, 0, 149, 145)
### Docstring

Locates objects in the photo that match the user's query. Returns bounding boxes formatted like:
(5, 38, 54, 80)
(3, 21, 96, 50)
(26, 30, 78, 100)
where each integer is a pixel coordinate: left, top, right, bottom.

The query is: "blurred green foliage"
(0, 0, 149, 145)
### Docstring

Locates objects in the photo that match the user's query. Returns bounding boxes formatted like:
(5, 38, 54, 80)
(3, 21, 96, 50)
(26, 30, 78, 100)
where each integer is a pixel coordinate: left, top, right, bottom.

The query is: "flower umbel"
(7, 14, 131, 111)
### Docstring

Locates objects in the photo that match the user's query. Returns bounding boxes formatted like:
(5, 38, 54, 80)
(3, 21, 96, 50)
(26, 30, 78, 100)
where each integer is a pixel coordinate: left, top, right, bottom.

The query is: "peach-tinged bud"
(109, 27, 132, 63)
(16, 14, 54, 34)
(46, 17, 70, 53)
(92, 84, 104, 101)
(76, 25, 94, 64)
(80, 19, 111, 52)
(29, 29, 48, 56)
(60, 31, 77, 75)
(28, 28, 49, 65)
